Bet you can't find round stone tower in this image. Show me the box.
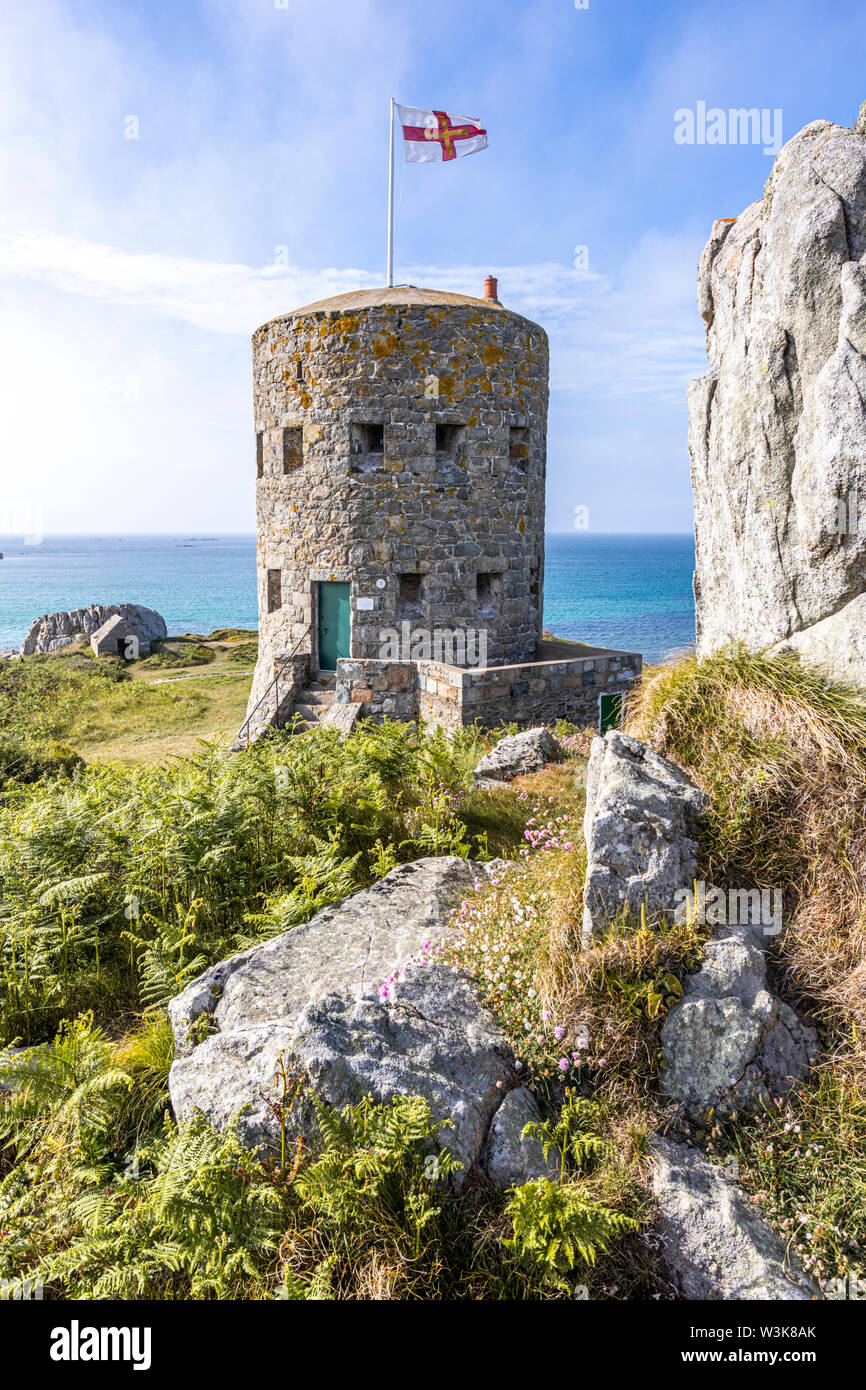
[247,284,549,715]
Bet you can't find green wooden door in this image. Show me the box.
[599,692,623,734]
[318,582,350,670]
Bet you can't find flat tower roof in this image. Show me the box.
[285,285,510,317]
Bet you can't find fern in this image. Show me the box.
[521,1092,613,1182]
[236,835,362,948]
[37,873,109,907]
[123,900,208,1012]
[504,1178,640,1290]
[292,1094,461,1280]
[0,1012,132,1157]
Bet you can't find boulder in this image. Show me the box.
[294,964,514,1183]
[660,925,817,1119]
[690,112,866,684]
[473,727,562,788]
[484,1086,560,1189]
[168,857,529,1189]
[650,1137,820,1300]
[22,604,166,656]
[581,731,706,941]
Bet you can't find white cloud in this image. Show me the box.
[0,228,706,404]
[0,230,373,333]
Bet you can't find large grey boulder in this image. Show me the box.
[650,1137,820,1300]
[473,727,562,789]
[22,604,166,655]
[295,964,514,1183]
[660,925,817,1119]
[168,857,537,1189]
[690,112,866,683]
[582,732,706,941]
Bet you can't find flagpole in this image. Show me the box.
[387,97,395,287]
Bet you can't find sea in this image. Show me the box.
[0,532,696,666]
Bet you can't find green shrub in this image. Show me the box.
[139,640,215,670]
[136,647,187,670]
[503,1178,639,1291]
[0,721,528,1044]
[0,736,83,788]
[227,641,258,664]
[0,1016,588,1301]
[184,643,216,664]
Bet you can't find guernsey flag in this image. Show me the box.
[395,104,488,163]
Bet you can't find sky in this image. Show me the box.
[0,0,864,536]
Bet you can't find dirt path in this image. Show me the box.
[148,669,255,685]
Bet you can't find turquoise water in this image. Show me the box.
[0,533,696,665]
[543,533,696,663]
[0,535,258,650]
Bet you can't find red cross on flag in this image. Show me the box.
[396,103,488,163]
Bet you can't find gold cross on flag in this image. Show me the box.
[395,103,488,163]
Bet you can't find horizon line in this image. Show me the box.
[0,529,697,540]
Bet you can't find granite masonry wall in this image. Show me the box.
[234,653,309,748]
[451,652,640,730]
[334,648,642,732]
[245,286,549,723]
[333,658,419,722]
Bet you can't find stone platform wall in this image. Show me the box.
[333,659,419,722]
[335,648,642,731]
[451,651,640,730]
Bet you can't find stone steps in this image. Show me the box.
[287,676,338,732]
[300,689,336,708]
[293,704,326,722]
[233,661,313,750]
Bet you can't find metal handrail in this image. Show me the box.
[236,625,311,749]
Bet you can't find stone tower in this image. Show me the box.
[246,284,549,717]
